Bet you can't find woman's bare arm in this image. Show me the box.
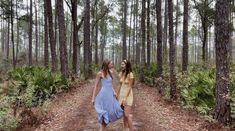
[125,77,134,100]
[92,72,102,104]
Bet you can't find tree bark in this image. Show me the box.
[84,0,91,79]
[163,0,168,64]
[44,0,49,67]
[35,0,38,63]
[57,0,68,78]
[182,0,189,72]
[168,0,177,99]
[11,0,16,68]
[46,0,58,71]
[140,0,146,82]
[214,0,231,124]
[122,0,128,60]
[156,0,163,78]
[72,0,78,75]
[147,0,151,65]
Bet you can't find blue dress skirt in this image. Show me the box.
[94,75,123,124]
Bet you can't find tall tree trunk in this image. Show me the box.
[84,0,91,79]
[147,0,151,65]
[122,0,128,60]
[214,0,231,124]
[29,0,33,65]
[175,0,179,64]
[72,0,78,75]
[16,0,19,62]
[128,0,133,61]
[168,0,177,99]
[11,0,16,68]
[69,17,73,61]
[95,16,98,64]
[7,18,10,59]
[55,0,58,56]
[132,0,136,63]
[182,0,189,72]
[163,0,168,64]
[57,0,68,78]
[46,0,57,71]
[202,22,208,62]
[35,0,38,63]
[135,0,140,65]
[156,0,163,78]
[228,1,233,63]
[100,35,104,63]
[140,0,146,82]
[1,19,4,54]
[38,16,41,59]
[44,0,49,67]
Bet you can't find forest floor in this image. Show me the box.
[17,71,231,131]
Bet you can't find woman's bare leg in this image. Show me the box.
[123,116,128,130]
[100,121,107,131]
[124,106,134,131]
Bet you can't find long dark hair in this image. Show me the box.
[101,59,113,79]
[121,60,132,79]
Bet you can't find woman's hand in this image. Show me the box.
[122,99,127,106]
[92,99,95,105]
[114,91,117,97]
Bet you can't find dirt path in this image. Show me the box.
[28,72,229,131]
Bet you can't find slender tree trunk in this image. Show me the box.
[7,18,10,59]
[214,0,231,124]
[34,0,38,63]
[69,18,73,61]
[95,15,98,64]
[11,0,16,68]
[44,0,49,67]
[55,0,58,56]
[128,0,133,61]
[1,19,4,54]
[168,0,177,99]
[84,0,91,79]
[140,0,146,82]
[156,0,163,78]
[16,0,19,62]
[202,22,208,62]
[182,0,189,72]
[38,16,41,59]
[147,0,151,65]
[135,0,140,65]
[29,0,33,65]
[163,0,168,64]
[46,0,57,71]
[72,0,78,75]
[132,0,136,63]
[228,1,233,63]
[57,0,68,78]
[122,0,128,60]
[175,0,179,64]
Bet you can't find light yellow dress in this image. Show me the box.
[118,72,134,106]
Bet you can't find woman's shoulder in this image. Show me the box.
[118,72,122,77]
[97,71,103,77]
[128,72,134,79]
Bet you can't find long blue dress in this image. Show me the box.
[95,75,123,124]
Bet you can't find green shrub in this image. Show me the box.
[180,69,215,114]
[7,66,68,107]
[0,96,18,131]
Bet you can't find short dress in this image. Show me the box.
[94,75,123,124]
[118,72,134,106]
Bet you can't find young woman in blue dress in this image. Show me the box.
[92,59,123,131]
